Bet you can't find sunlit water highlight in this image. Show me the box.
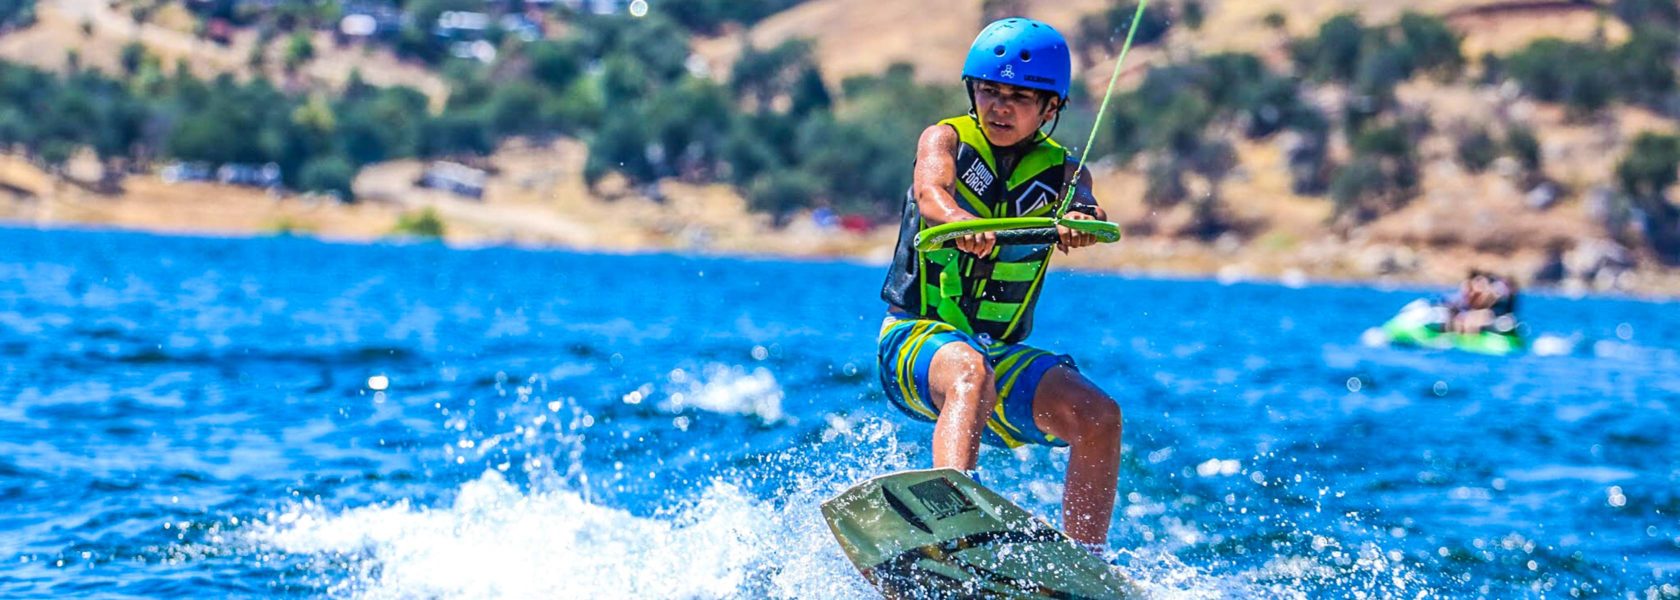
[1,228,1677,598]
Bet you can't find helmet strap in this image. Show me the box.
[1039,108,1062,143]
[964,79,978,118]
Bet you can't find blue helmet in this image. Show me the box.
[962,18,1072,101]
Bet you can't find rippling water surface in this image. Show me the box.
[1,227,1677,598]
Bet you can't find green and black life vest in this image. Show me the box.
[880,115,1070,344]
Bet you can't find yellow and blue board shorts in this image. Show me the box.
[876,310,1077,449]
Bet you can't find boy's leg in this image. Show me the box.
[1031,365,1124,548]
[925,341,999,471]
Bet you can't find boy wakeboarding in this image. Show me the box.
[876,17,1124,552]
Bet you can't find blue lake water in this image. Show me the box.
[1,227,1677,598]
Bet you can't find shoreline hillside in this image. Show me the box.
[2,0,1679,298]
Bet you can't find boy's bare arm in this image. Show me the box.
[914,124,994,256]
[912,125,970,225]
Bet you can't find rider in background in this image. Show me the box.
[1440,270,1519,334]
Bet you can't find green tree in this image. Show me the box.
[1615,27,1678,102]
[485,80,546,136]
[394,207,446,238]
[1613,0,1680,30]
[336,84,429,164]
[1615,133,1680,259]
[283,31,315,72]
[527,40,584,91]
[747,169,824,225]
[1616,133,1679,200]
[1329,157,1389,223]
[1074,2,1172,66]
[0,0,35,29]
[1456,127,1498,173]
[659,0,804,34]
[168,102,270,163]
[1295,13,1366,82]
[298,155,355,200]
[1143,158,1188,207]
[730,39,816,111]
[788,66,831,117]
[1505,126,1542,175]
[1506,39,1617,116]
[643,77,734,179]
[585,109,654,187]
[1397,12,1463,80]
[120,41,148,76]
[1182,0,1205,30]
[422,110,494,157]
[722,116,784,186]
[538,77,605,135]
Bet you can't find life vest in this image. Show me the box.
[879,115,1069,344]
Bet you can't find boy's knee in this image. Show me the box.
[937,344,994,384]
[1072,393,1122,443]
[1088,395,1122,433]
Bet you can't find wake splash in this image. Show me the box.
[250,469,870,599]
[242,362,1437,599]
[246,435,1435,599]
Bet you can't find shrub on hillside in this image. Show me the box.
[0,0,34,30]
[1615,133,1680,260]
[298,155,355,201]
[394,207,446,239]
[748,169,825,225]
[658,0,808,35]
[1456,127,1499,173]
[1292,12,1462,87]
[1074,2,1173,66]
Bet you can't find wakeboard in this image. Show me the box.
[821,468,1140,599]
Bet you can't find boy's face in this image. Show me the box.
[972,80,1060,147]
[1465,277,1497,309]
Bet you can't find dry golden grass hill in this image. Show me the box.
[4,0,1679,296]
[0,0,449,105]
[694,0,1677,294]
[694,0,1627,88]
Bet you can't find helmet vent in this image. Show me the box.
[993,45,1007,56]
[1019,50,1032,61]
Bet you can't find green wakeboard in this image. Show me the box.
[821,468,1140,599]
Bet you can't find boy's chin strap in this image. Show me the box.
[1039,109,1062,143]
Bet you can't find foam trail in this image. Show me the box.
[251,470,872,599]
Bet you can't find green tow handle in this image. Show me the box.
[914,217,1122,339]
[913,217,1122,252]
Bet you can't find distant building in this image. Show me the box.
[160,162,213,184]
[434,10,502,62]
[434,10,490,40]
[418,161,487,200]
[560,0,624,16]
[499,13,542,42]
[217,163,283,188]
[338,2,404,40]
